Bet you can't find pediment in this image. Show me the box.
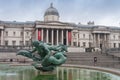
[98,26,109,29]
[38,21,69,26]
[92,26,110,34]
[45,22,66,25]
[35,21,74,29]
[93,26,110,30]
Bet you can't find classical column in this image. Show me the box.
[77,33,79,46]
[36,29,38,40]
[57,29,58,45]
[94,34,97,47]
[107,34,110,48]
[93,33,96,47]
[106,34,109,47]
[23,28,25,45]
[98,34,100,47]
[104,34,106,41]
[46,29,48,43]
[104,34,107,48]
[61,30,63,44]
[1,30,3,45]
[66,30,68,45]
[52,29,54,45]
[41,28,43,41]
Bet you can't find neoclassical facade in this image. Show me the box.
[0,3,120,50]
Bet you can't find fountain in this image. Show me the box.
[0,41,119,80]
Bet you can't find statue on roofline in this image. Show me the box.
[17,40,67,71]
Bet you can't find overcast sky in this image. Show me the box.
[0,0,120,26]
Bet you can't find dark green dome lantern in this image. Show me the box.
[44,3,59,21]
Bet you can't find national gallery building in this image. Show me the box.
[0,4,120,50]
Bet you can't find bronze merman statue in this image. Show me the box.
[17,41,67,71]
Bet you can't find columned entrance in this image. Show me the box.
[36,28,72,46]
[93,33,109,49]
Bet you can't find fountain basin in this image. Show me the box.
[0,64,119,80]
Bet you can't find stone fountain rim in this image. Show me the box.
[61,64,120,76]
[9,63,120,76]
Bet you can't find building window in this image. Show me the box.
[5,40,8,46]
[119,35,120,40]
[21,32,23,36]
[78,34,79,38]
[20,41,23,46]
[89,35,91,39]
[12,41,16,46]
[113,35,115,40]
[100,34,101,39]
[73,42,76,46]
[78,42,80,47]
[73,33,75,37]
[13,32,16,36]
[6,31,8,36]
[119,43,120,48]
[100,34,104,39]
[26,32,29,36]
[83,42,86,47]
[113,43,116,48]
[89,42,92,48]
[25,41,29,46]
[83,34,85,38]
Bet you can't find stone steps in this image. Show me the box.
[66,52,120,69]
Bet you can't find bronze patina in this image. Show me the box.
[17,41,67,71]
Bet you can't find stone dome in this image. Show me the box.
[44,3,59,17]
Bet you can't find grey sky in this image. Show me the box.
[0,0,120,26]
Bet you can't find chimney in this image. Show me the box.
[87,21,94,25]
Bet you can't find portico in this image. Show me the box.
[36,27,72,46]
[34,3,73,46]
[92,27,110,49]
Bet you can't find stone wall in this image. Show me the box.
[0,52,32,62]
[68,47,85,52]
